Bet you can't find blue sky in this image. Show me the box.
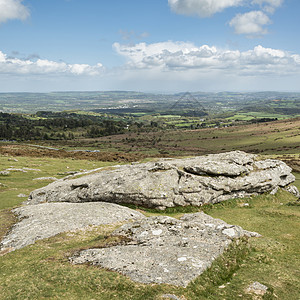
[0,0,299,92]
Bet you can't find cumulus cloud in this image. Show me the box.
[229,1,284,36]
[229,10,271,36]
[113,41,300,75]
[0,51,103,75]
[168,0,244,17]
[0,0,29,23]
[168,0,284,17]
[168,0,285,37]
[252,0,283,13]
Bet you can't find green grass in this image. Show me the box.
[0,155,119,210]
[202,191,300,300]
[226,112,300,121]
[294,172,300,190]
[0,155,300,299]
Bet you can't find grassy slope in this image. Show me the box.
[92,118,300,156]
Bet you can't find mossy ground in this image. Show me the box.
[0,155,299,299]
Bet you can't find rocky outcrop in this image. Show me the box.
[70,212,260,287]
[27,151,296,210]
[0,202,145,253]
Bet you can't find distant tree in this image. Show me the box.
[43,133,50,140]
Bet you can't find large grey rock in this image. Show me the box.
[70,212,260,287]
[27,151,295,210]
[0,202,144,253]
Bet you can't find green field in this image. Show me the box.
[226,112,300,121]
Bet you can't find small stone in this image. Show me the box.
[5,168,26,172]
[33,177,57,181]
[8,158,18,162]
[161,294,181,300]
[17,194,27,198]
[244,231,262,238]
[0,171,10,176]
[218,284,226,289]
[22,168,41,172]
[246,281,268,296]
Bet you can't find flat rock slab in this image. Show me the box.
[70,212,260,287]
[0,202,145,253]
[27,151,296,210]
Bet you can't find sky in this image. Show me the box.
[0,0,300,93]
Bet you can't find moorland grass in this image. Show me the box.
[92,118,300,156]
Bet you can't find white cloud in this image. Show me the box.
[252,0,283,13]
[168,0,285,37]
[1,41,299,92]
[229,10,271,36]
[168,0,244,17]
[253,0,283,5]
[0,51,103,75]
[0,0,29,23]
[113,41,300,76]
[108,41,300,93]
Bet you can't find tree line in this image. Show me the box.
[0,112,126,141]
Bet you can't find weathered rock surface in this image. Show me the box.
[70,212,260,287]
[0,202,144,253]
[27,151,295,210]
